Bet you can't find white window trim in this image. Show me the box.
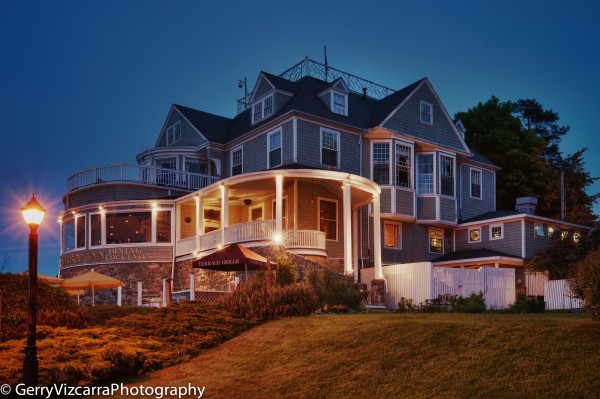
[317,197,338,241]
[75,214,86,249]
[420,101,433,125]
[331,91,348,116]
[489,223,504,240]
[428,227,444,254]
[534,223,545,239]
[320,128,340,168]
[470,167,483,200]
[468,227,482,243]
[439,153,456,198]
[155,156,178,170]
[231,146,243,176]
[252,94,274,124]
[417,152,436,195]
[395,141,414,189]
[267,128,283,169]
[61,217,76,253]
[248,203,264,221]
[384,221,402,250]
[166,121,182,146]
[371,140,392,185]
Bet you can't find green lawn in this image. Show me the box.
[94,313,600,399]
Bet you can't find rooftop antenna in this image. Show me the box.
[324,45,328,83]
[238,77,247,97]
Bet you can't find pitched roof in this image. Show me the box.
[174,104,231,144]
[460,210,521,224]
[369,78,425,126]
[465,148,498,168]
[432,248,523,263]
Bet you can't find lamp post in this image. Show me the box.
[21,194,46,387]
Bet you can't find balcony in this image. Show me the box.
[176,220,327,257]
[67,163,218,192]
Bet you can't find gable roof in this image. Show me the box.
[466,148,498,168]
[173,104,232,144]
[369,78,425,126]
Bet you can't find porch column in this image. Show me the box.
[275,175,283,241]
[353,207,359,281]
[195,195,203,251]
[220,185,228,246]
[343,181,353,275]
[373,194,383,279]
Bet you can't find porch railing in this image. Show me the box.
[66,163,218,192]
[284,230,326,250]
[224,220,276,244]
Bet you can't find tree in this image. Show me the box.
[525,229,591,279]
[569,248,600,317]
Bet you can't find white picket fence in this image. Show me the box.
[361,263,515,310]
[544,279,582,310]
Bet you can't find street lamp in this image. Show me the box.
[21,194,46,387]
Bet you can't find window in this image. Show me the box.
[76,216,86,248]
[231,147,243,176]
[332,92,347,116]
[106,212,151,244]
[396,143,412,188]
[321,129,339,168]
[420,101,432,124]
[252,95,274,124]
[573,232,581,244]
[156,157,177,185]
[166,121,181,146]
[470,168,482,199]
[185,159,207,174]
[268,130,282,168]
[319,199,337,240]
[429,228,443,253]
[62,220,75,252]
[385,221,402,249]
[156,211,171,243]
[548,226,555,237]
[490,224,503,240]
[249,205,263,221]
[534,224,545,239]
[469,227,481,243]
[372,142,390,184]
[90,214,102,246]
[417,154,434,194]
[440,155,454,196]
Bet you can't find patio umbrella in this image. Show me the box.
[192,243,269,282]
[61,269,124,305]
[22,271,64,286]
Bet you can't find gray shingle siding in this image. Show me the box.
[380,189,392,214]
[282,120,294,165]
[459,164,495,221]
[440,197,456,222]
[455,220,522,258]
[396,189,414,217]
[417,197,436,220]
[382,84,466,153]
[157,110,207,148]
[253,76,273,100]
[525,220,551,259]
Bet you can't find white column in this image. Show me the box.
[151,203,157,244]
[373,194,383,279]
[275,175,283,240]
[220,185,228,246]
[343,181,353,275]
[195,196,202,251]
[100,209,107,245]
[190,271,196,300]
[117,286,122,306]
[353,207,359,281]
[162,278,167,307]
[137,281,142,306]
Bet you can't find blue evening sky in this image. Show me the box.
[1,1,599,276]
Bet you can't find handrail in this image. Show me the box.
[66,163,218,192]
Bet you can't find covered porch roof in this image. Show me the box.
[432,248,524,268]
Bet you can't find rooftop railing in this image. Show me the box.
[66,163,218,192]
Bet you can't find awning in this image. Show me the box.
[192,243,269,272]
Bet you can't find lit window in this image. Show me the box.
[396,143,412,188]
[76,216,86,248]
[268,130,282,168]
[62,219,75,252]
[385,222,402,249]
[573,232,581,244]
[166,121,181,146]
[319,199,337,240]
[440,155,454,196]
[471,169,482,199]
[106,212,151,244]
[420,101,432,124]
[469,227,481,243]
[534,224,545,238]
[90,214,102,246]
[332,92,347,116]
[231,147,243,176]
[372,142,390,184]
[156,211,171,243]
[429,228,443,253]
[490,224,503,240]
[417,154,434,194]
[321,129,339,168]
[252,95,274,124]
[548,227,555,237]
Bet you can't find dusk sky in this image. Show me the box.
[1,1,599,276]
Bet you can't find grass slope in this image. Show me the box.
[96,313,600,399]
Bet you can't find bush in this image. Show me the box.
[221,279,318,321]
[452,292,487,313]
[275,255,298,286]
[304,267,363,310]
[508,294,546,313]
[84,304,158,325]
[397,292,487,313]
[570,248,600,317]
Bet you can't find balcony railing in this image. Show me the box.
[176,220,327,257]
[66,163,218,192]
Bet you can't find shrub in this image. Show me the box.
[275,255,298,286]
[452,292,487,313]
[570,248,600,317]
[508,294,546,313]
[84,304,158,325]
[304,267,363,310]
[396,297,417,313]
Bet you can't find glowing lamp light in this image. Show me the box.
[273,233,283,244]
[217,243,224,250]
[21,194,46,227]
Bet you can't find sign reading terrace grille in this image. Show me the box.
[195,258,259,267]
[60,247,171,267]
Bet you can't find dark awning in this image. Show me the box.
[192,243,269,272]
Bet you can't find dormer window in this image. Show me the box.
[332,92,347,116]
[252,95,274,124]
[420,101,433,124]
[167,121,181,146]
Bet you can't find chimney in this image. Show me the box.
[515,197,538,214]
[362,87,367,99]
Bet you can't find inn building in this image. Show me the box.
[58,58,590,305]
